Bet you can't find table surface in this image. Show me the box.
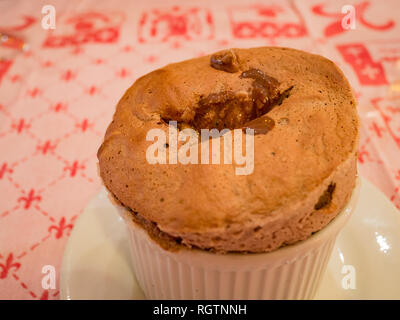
[0,0,399,299]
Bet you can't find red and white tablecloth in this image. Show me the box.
[0,0,399,299]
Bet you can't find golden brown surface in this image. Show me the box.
[97,47,359,253]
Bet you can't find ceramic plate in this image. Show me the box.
[60,177,400,300]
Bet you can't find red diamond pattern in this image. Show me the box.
[1,0,399,299]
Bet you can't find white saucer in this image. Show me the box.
[60,177,400,300]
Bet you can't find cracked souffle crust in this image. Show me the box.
[97,47,359,253]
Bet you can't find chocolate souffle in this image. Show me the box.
[97,47,359,253]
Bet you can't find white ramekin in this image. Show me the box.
[116,179,360,300]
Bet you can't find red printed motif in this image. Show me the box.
[337,43,388,85]
[0,163,13,179]
[43,12,124,48]
[18,190,42,210]
[61,70,76,82]
[228,4,307,39]
[138,6,214,43]
[11,119,31,134]
[64,161,85,177]
[358,144,371,164]
[50,102,67,113]
[0,60,13,85]
[0,254,20,279]
[312,1,395,37]
[75,119,93,132]
[48,217,73,239]
[36,141,57,155]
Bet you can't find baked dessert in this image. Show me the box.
[97,47,359,254]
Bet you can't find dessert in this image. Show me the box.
[98,47,359,254]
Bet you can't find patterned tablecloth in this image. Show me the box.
[0,0,399,299]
